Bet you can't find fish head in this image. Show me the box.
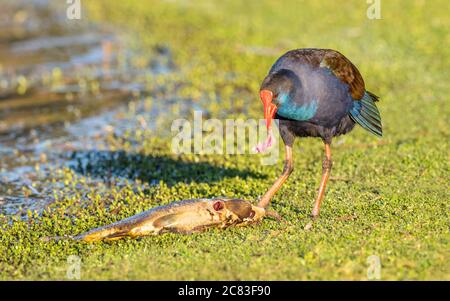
[210,198,266,226]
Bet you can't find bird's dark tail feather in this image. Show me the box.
[350,91,382,137]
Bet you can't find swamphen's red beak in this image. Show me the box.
[260,90,277,130]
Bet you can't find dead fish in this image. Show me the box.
[53,198,279,242]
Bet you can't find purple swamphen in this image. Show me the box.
[257,48,382,217]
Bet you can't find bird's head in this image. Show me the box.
[259,69,299,130]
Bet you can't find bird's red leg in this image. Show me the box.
[311,143,332,218]
[258,145,293,208]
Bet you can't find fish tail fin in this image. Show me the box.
[102,230,132,241]
[350,91,383,137]
[74,226,126,242]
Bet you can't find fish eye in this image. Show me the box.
[213,201,224,211]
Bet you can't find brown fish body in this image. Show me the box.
[75,198,267,242]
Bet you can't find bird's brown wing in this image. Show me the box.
[319,49,366,100]
[270,48,366,100]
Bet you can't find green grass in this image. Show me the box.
[1,0,449,280]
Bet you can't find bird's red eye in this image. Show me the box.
[213,201,224,211]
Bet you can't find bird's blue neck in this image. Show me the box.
[278,92,290,106]
[276,92,318,121]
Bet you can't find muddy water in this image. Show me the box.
[0,1,199,215]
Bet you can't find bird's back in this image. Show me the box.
[270,49,354,127]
